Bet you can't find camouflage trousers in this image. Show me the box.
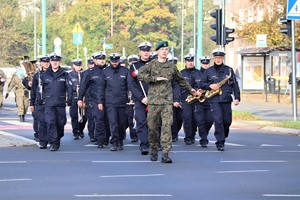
[147,104,173,154]
[0,87,3,105]
[16,94,29,115]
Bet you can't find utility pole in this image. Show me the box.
[42,0,46,55]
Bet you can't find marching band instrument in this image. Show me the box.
[77,73,86,122]
[185,89,206,104]
[205,70,232,99]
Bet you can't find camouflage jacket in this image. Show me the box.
[7,74,27,96]
[137,59,193,105]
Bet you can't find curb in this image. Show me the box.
[0,131,38,148]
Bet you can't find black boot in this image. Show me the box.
[19,115,24,122]
[150,149,158,161]
[22,115,25,122]
[161,153,172,163]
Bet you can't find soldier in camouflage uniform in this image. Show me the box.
[0,68,6,108]
[137,41,196,163]
[6,67,29,122]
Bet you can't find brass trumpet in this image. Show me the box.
[205,70,231,99]
[185,89,206,104]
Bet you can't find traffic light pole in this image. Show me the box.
[291,20,298,121]
[221,0,225,48]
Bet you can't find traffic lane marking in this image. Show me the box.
[215,170,269,173]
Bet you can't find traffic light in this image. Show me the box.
[279,17,292,37]
[210,9,222,45]
[223,26,235,45]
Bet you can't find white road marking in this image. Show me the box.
[263,194,300,197]
[209,140,246,147]
[277,150,300,153]
[100,174,164,178]
[215,170,269,174]
[92,161,154,163]
[220,160,287,163]
[260,144,283,147]
[0,178,32,182]
[2,120,32,126]
[172,150,219,153]
[74,194,172,198]
[0,161,26,164]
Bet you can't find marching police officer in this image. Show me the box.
[98,53,130,151]
[29,55,50,148]
[137,41,196,163]
[0,68,6,108]
[129,42,152,155]
[87,57,95,68]
[78,51,108,147]
[180,54,199,145]
[190,56,213,148]
[39,52,72,151]
[200,49,240,151]
[68,59,87,140]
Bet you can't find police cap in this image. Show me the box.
[150,52,158,60]
[87,57,94,65]
[93,51,106,59]
[49,52,62,61]
[155,41,168,51]
[184,54,195,61]
[109,53,121,62]
[138,42,152,51]
[212,48,225,57]
[200,56,211,64]
[128,55,139,63]
[37,54,50,62]
[72,58,82,66]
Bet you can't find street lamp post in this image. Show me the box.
[111,0,113,37]
[33,0,37,59]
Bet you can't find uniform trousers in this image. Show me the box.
[106,105,127,144]
[134,101,149,148]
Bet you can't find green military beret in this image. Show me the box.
[155,41,168,51]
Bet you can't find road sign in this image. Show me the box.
[73,33,83,45]
[287,0,300,19]
[72,22,83,33]
[105,44,113,49]
[256,34,267,47]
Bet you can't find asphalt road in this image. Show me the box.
[0,96,300,200]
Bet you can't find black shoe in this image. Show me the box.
[131,136,138,142]
[73,134,79,140]
[217,145,224,151]
[200,140,208,148]
[158,143,162,151]
[185,138,192,145]
[98,143,104,148]
[200,143,208,148]
[172,137,178,142]
[117,141,123,151]
[79,132,84,138]
[39,144,47,149]
[191,138,195,144]
[50,144,59,151]
[161,153,172,163]
[19,115,24,122]
[90,138,95,143]
[141,146,149,155]
[110,143,118,151]
[150,153,158,161]
[104,140,109,146]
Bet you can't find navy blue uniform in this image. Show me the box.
[200,63,240,148]
[40,67,71,148]
[78,65,108,145]
[180,68,198,143]
[98,64,130,147]
[129,59,150,150]
[68,70,87,138]
[190,68,213,146]
[80,69,95,141]
[126,91,137,141]
[171,82,182,142]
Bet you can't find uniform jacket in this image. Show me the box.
[78,65,106,102]
[0,69,6,88]
[137,59,193,105]
[40,67,71,107]
[98,64,130,107]
[180,67,199,100]
[7,74,28,97]
[200,63,240,103]
[29,70,47,106]
[190,67,210,105]
[129,59,149,101]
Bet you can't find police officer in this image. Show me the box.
[128,55,139,65]
[87,57,95,68]
[129,42,152,155]
[180,54,199,145]
[200,49,240,151]
[78,51,108,147]
[190,56,213,148]
[29,55,50,148]
[0,68,6,108]
[137,41,196,163]
[68,59,87,140]
[40,52,72,151]
[98,53,130,151]
[6,66,29,122]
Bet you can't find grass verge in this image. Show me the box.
[232,110,258,121]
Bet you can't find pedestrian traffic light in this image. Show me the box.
[279,17,292,37]
[210,9,222,45]
[223,26,235,45]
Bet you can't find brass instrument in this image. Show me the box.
[205,70,232,99]
[185,89,206,104]
[20,59,38,82]
[77,73,86,123]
